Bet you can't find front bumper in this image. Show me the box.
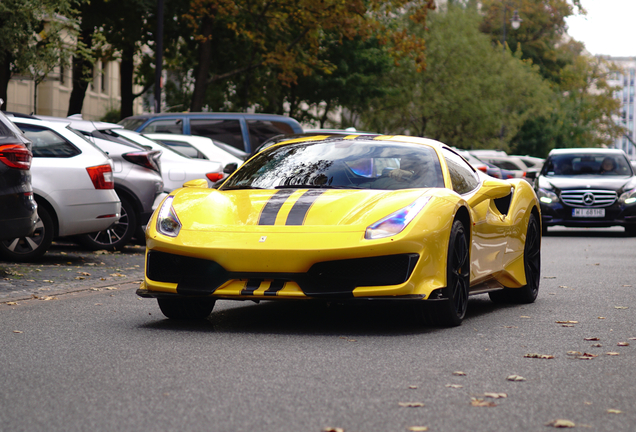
[540,201,636,229]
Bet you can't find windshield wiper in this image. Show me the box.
[275,184,365,189]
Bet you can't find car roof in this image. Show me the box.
[34,115,123,132]
[11,116,72,129]
[121,112,300,121]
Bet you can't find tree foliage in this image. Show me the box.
[357,5,551,150]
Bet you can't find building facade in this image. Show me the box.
[608,57,636,160]
[6,59,143,121]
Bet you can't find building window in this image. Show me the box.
[101,61,107,92]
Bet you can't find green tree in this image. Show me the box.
[358,5,552,150]
[0,0,80,111]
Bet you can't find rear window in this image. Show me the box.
[19,125,81,158]
[140,119,184,134]
[190,119,243,150]
[247,120,296,150]
[119,117,149,131]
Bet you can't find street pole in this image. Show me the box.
[154,0,164,113]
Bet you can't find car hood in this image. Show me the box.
[169,188,440,231]
[540,176,633,192]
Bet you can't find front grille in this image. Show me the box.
[560,190,617,208]
[147,251,419,298]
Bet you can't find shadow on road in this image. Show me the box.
[138,294,521,336]
[544,227,632,238]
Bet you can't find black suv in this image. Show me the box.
[0,108,37,240]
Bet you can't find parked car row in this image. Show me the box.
[0,112,235,261]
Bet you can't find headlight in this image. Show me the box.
[156,196,181,237]
[365,196,431,240]
[619,188,636,205]
[537,188,559,204]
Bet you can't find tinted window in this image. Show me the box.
[19,125,81,158]
[442,148,480,194]
[119,118,148,131]
[140,119,184,134]
[247,120,296,149]
[222,139,444,191]
[190,119,243,150]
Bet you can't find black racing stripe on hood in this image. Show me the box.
[258,189,295,225]
[286,190,325,226]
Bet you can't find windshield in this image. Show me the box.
[543,153,634,177]
[118,118,147,131]
[221,139,444,190]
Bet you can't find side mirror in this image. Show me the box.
[223,162,238,174]
[183,178,208,188]
[468,179,512,207]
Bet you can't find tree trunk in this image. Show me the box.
[0,51,12,111]
[67,30,93,116]
[190,17,214,112]
[120,47,135,119]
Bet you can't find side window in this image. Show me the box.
[442,148,480,194]
[247,120,295,149]
[141,119,183,134]
[159,140,207,159]
[20,126,81,158]
[190,119,244,151]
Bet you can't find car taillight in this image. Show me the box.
[86,164,115,189]
[0,144,32,170]
[477,166,488,173]
[206,172,224,182]
[122,150,161,172]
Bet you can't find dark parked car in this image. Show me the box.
[118,112,303,154]
[0,108,37,240]
[535,148,636,235]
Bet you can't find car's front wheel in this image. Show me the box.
[76,197,136,251]
[421,219,470,327]
[0,205,54,262]
[157,297,216,320]
[489,213,541,304]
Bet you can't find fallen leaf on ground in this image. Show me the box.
[445,384,463,389]
[546,419,576,428]
[558,285,568,288]
[524,353,554,359]
[617,342,630,346]
[453,371,467,376]
[544,276,557,279]
[322,428,344,432]
[556,320,578,324]
[607,409,622,414]
[105,287,118,290]
[614,306,628,309]
[13,330,23,333]
[42,280,53,283]
[94,250,111,255]
[6,302,18,306]
[483,392,507,399]
[606,352,620,356]
[506,375,526,381]
[39,296,56,301]
[622,285,632,287]
[578,353,597,360]
[90,288,100,291]
[629,337,636,340]
[561,324,575,327]
[408,385,418,389]
[110,273,126,277]
[567,351,583,356]
[407,427,428,432]
[470,398,496,407]
[398,402,424,407]
[584,337,600,341]
[75,276,85,280]
[598,317,606,319]
[520,316,531,318]
[590,343,602,347]
[77,271,91,276]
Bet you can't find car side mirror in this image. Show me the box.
[183,179,208,188]
[467,179,512,207]
[223,162,238,174]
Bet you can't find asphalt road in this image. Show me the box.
[1,228,635,432]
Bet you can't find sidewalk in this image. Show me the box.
[0,241,145,302]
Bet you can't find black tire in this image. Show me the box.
[76,197,137,251]
[489,213,541,304]
[625,225,636,237]
[0,205,54,262]
[157,297,216,320]
[423,220,470,327]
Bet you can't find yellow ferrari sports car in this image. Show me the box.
[138,135,541,326]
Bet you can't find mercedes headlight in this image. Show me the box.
[537,188,559,205]
[156,196,181,237]
[365,196,431,240]
[619,188,636,205]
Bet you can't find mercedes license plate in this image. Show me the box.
[573,208,605,217]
